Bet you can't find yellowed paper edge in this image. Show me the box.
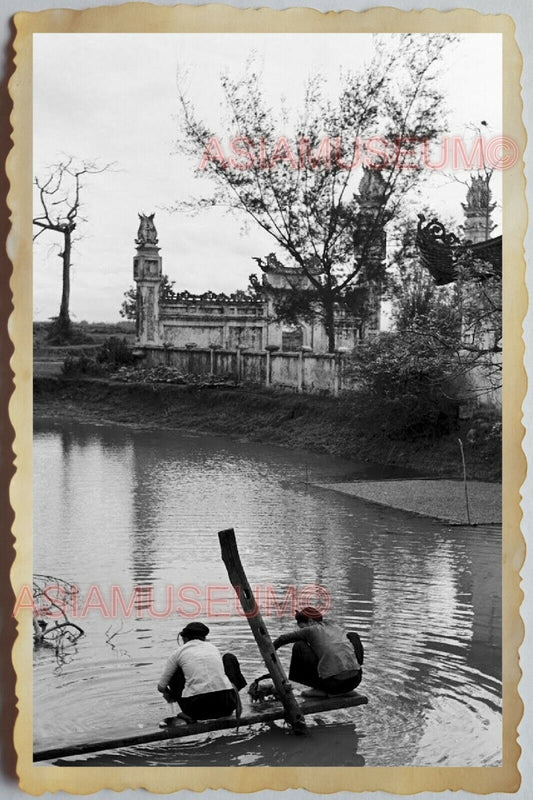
[7,3,527,794]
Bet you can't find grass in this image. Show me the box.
[33,375,502,482]
[34,321,136,362]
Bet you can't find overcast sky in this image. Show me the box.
[33,33,502,322]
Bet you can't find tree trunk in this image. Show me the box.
[57,228,72,338]
[323,296,336,354]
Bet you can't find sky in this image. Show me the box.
[33,33,502,322]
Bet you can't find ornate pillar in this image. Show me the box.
[461,174,496,244]
[133,213,162,346]
[354,166,388,337]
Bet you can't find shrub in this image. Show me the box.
[62,354,103,376]
[96,337,136,368]
[346,333,460,440]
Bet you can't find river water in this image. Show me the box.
[33,418,501,767]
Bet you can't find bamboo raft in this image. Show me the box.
[33,693,368,762]
[33,528,368,763]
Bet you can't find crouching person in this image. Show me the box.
[273,607,363,698]
[157,622,246,725]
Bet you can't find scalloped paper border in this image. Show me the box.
[7,3,527,794]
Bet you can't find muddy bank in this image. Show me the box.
[33,376,501,481]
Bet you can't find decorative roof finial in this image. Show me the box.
[136,213,158,246]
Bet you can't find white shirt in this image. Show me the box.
[158,639,233,697]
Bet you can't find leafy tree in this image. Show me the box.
[346,331,460,439]
[392,214,501,392]
[246,273,264,301]
[430,253,501,391]
[33,158,112,342]
[458,256,501,361]
[386,213,460,336]
[175,34,455,351]
[120,285,138,321]
[351,210,502,433]
[253,251,372,337]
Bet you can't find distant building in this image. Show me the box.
[417,174,501,284]
[416,174,502,407]
[461,174,497,245]
[133,170,386,353]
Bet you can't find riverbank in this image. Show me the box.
[34,375,501,481]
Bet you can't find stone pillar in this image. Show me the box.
[461,174,496,244]
[236,346,242,382]
[133,213,162,346]
[265,350,271,387]
[335,349,347,396]
[354,166,388,338]
[265,345,278,388]
[333,354,341,398]
[297,351,304,393]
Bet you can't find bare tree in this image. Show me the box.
[174,34,456,351]
[33,158,112,341]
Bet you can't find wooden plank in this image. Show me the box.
[218,527,307,734]
[33,693,368,763]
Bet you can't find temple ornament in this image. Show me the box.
[416,213,502,286]
[136,213,159,246]
[415,214,462,285]
[464,174,494,211]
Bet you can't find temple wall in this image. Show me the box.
[162,323,225,348]
[140,342,498,404]
[139,346,354,395]
[156,305,364,353]
[240,351,267,384]
[303,354,338,392]
[160,303,267,350]
[213,350,238,376]
[270,352,299,388]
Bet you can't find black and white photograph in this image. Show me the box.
[22,19,513,781]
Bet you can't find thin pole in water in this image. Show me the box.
[458,438,472,525]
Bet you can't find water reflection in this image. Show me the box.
[33,419,501,767]
[58,721,365,767]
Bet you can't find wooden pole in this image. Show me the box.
[33,694,367,762]
[458,438,472,525]
[218,527,307,735]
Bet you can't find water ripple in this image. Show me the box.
[34,420,501,767]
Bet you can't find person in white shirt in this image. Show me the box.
[157,621,246,725]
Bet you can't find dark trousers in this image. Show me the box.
[167,652,246,721]
[288,641,362,695]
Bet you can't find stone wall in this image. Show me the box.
[157,298,362,353]
[139,346,350,395]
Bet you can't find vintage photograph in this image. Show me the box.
[28,28,505,771]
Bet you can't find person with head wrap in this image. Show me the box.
[273,607,363,698]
